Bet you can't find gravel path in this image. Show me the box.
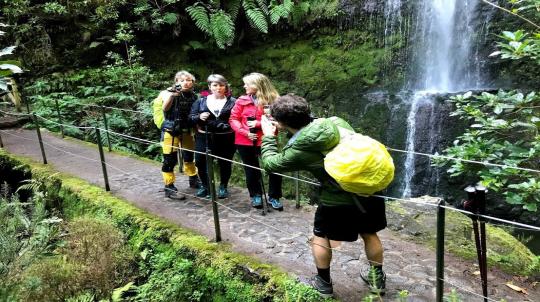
[1,128,537,302]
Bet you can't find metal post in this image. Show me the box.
[54,99,64,138]
[206,147,222,242]
[0,131,4,148]
[295,171,300,209]
[435,199,446,302]
[25,101,30,114]
[95,127,111,191]
[100,106,112,151]
[33,114,47,164]
[476,185,488,302]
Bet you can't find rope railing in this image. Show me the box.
[3,104,540,175]
[1,127,537,302]
[2,108,540,232]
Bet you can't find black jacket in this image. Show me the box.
[189,96,236,134]
[164,91,198,129]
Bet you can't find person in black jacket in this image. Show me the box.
[189,74,236,199]
[159,70,199,198]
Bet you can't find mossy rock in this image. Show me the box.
[387,200,539,277]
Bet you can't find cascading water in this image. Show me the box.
[391,0,492,197]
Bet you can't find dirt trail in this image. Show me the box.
[1,128,538,302]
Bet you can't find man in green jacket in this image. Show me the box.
[260,94,387,297]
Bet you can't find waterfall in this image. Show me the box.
[395,0,492,197]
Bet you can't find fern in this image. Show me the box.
[210,11,235,48]
[186,5,210,34]
[269,0,293,24]
[245,8,268,33]
[225,0,242,20]
[255,0,269,15]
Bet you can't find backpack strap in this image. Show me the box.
[326,178,366,213]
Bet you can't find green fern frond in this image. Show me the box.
[210,11,235,48]
[225,0,242,20]
[269,0,293,24]
[186,5,211,34]
[255,0,269,15]
[242,0,257,10]
[245,8,268,33]
[291,2,310,25]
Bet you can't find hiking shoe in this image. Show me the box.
[360,266,386,296]
[251,195,263,208]
[189,175,199,188]
[165,184,185,200]
[299,275,333,298]
[196,186,210,199]
[268,197,283,211]
[218,185,229,199]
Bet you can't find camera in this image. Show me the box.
[174,84,182,92]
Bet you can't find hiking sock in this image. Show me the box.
[317,267,331,283]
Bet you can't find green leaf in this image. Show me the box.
[162,12,178,25]
[112,281,134,302]
[186,5,210,34]
[245,8,268,33]
[523,203,537,212]
[89,42,103,48]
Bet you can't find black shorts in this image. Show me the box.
[313,195,387,242]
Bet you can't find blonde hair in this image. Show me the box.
[242,72,279,107]
[174,70,196,82]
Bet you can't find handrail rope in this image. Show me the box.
[438,277,502,302]
[440,205,540,232]
[102,128,323,186]
[0,109,31,117]
[387,147,540,174]
[11,100,540,175]
[0,128,375,260]
[3,125,540,233]
[84,103,149,114]
[35,114,95,130]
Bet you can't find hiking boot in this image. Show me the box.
[165,184,185,200]
[196,186,210,199]
[299,275,333,298]
[251,195,263,208]
[218,185,229,199]
[189,175,199,188]
[360,266,386,296]
[267,197,283,211]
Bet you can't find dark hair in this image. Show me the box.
[270,94,311,129]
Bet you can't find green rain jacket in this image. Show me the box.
[261,118,355,207]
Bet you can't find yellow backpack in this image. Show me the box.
[152,91,169,129]
[323,117,395,196]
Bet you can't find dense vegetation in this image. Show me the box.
[0,151,332,301]
[438,0,540,215]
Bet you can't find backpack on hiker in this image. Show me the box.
[323,117,395,196]
[152,91,168,129]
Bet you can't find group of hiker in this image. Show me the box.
[154,70,390,297]
[154,71,283,211]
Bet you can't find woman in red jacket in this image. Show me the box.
[229,73,283,210]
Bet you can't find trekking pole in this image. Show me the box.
[205,125,222,241]
[95,127,111,191]
[54,99,64,138]
[295,171,300,209]
[435,198,446,302]
[100,105,112,151]
[249,116,269,215]
[177,127,184,174]
[476,185,489,302]
[33,113,48,164]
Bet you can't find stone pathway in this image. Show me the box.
[1,128,538,302]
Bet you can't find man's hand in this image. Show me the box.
[261,115,277,137]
